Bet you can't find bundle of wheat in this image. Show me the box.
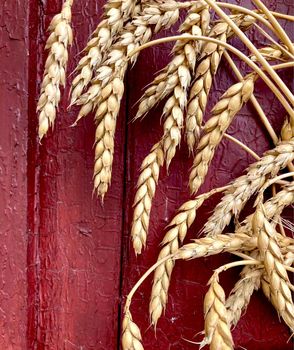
[38,0,294,348]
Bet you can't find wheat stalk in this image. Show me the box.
[131,142,164,254]
[70,0,138,104]
[253,204,294,331]
[204,140,294,236]
[201,272,234,350]
[122,309,144,350]
[189,77,255,194]
[37,0,74,140]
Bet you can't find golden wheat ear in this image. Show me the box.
[70,0,138,105]
[189,77,255,195]
[37,0,74,140]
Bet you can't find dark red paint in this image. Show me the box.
[0,0,292,349]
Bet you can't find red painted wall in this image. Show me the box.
[0,0,292,349]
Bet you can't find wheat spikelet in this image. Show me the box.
[251,43,293,62]
[135,1,210,120]
[204,140,294,236]
[70,0,138,104]
[253,205,294,331]
[122,310,144,350]
[189,77,254,194]
[37,0,74,140]
[281,115,294,141]
[201,273,233,350]
[131,142,164,254]
[226,255,262,327]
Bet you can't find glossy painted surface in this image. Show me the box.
[0,0,292,349]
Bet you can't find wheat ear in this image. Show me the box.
[186,21,229,151]
[70,0,138,104]
[162,4,211,167]
[37,0,73,140]
[149,194,209,326]
[227,183,294,326]
[135,1,210,120]
[204,140,294,236]
[136,13,255,125]
[185,13,255,152]
[253,205,294,331]
[201,273,233,350]
[176,232,259,260]
[131,142,164,254]
[189,77,254,194]
[150,222,255,326]
[149,186,229,326]
[88,3,181,198]
[226,250,262,327]
[122,310,144,350]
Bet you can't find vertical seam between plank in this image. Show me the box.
[116,69,131,350]
[26,0,44,348]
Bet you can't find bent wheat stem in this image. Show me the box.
[129,35,294,117]
[204,141,294,236]
[201,260,260,349]
[150,185,229,326]
[203,0,294,106]
[252,0,294,55]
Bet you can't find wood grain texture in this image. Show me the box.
[0,1,29,349]
[0,0,292,349]
[33,1,126,349]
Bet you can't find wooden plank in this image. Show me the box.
[120,0,294,349]
[0,1,29,349]
[30,1,126,348]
